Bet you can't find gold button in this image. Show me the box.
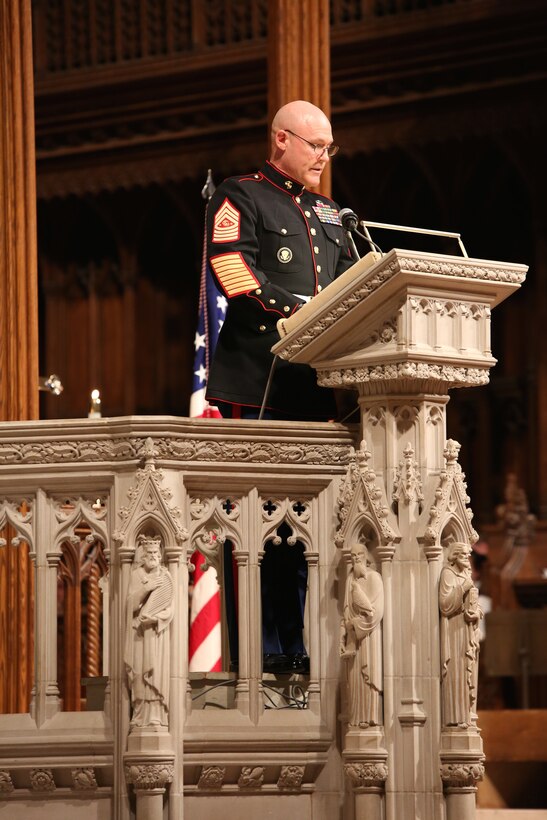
[255,288,262,295]
[259,325,266,331]
[317,265,321,273]
[281,228,287,235]
[310,228,316,235]
[295,197,301,203]
[317,285,322,292]
[335,238,340,244]
[314,246,319,254]
[305,210,311,217]
[254,174,259,178]
[283,306,290,313]
[269,298,276,304]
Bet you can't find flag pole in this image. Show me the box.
[201,168,215,202]
[189,170,224,675]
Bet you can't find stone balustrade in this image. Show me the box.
[0,415,356,819]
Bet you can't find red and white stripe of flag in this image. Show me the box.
[188,550,222,672]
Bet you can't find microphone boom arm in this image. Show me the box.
[360,220,468,258]
[345,230,361,263]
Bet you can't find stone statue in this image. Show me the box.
[439,542,482,728]
[124,535,174,728]
[340,542,384,727]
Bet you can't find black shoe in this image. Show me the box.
[263,653,289,673]
[290,653,310,674]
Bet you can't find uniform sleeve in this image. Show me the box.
[207,179,302,320]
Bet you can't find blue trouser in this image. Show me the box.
[217,402,308,662]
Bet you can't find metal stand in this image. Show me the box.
[258,355,279,420]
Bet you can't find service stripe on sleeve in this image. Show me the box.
[212,198,241,243]
[210,252,259,297]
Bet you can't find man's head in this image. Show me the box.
[447,542,471,570]
[270,100,335,189]
[350,542,368,576]
[139,535,162,569]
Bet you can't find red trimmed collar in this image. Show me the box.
[261,161,306,197]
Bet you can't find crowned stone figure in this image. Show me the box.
[124,535,174,728]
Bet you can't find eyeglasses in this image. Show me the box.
[285,129,339,158]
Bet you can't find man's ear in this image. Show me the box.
[274,129,288,153]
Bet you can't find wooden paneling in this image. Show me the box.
[479,709,547,762]
[0,0,39,421]
[0,526,34,713]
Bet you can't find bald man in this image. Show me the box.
[206,102,353,674]
[206,100,353,421]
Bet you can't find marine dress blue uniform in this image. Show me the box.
[206,160,353,671]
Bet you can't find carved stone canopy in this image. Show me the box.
[336,441,399,554]
[272,249,527,393]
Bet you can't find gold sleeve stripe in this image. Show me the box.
[210,252,259,297]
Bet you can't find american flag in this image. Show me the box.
[189,173,227,417]
[189,171,225,672]
[188,550,222,672]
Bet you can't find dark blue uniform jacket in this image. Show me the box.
[206,160,353,419]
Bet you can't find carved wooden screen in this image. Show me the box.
[0,523,34,713]
[57,521,107,711]
[33,0,268,74]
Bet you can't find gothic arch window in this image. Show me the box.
[57,518,108,712]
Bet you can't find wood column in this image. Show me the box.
[0,1,37,715]
[267,0,332,197]
[0,0,39,421]
[0,525,34,713]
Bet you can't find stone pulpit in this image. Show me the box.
[273,248,527,820]
[0,248,527,820]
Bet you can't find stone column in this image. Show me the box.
[0,0,39,421]
[113,539,134,820]
[124,761,174,820]
[31,489,61,725]
[344,760,389,820]
[305,545,321,712]
[267,0,332,196]
[233,547,251,715]
[441,761,486,820]
[355,395,455,819]
[164,529,186,820]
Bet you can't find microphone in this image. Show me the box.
[340,207,384,256]
[339,207,359,232]
[339,207,360,262]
